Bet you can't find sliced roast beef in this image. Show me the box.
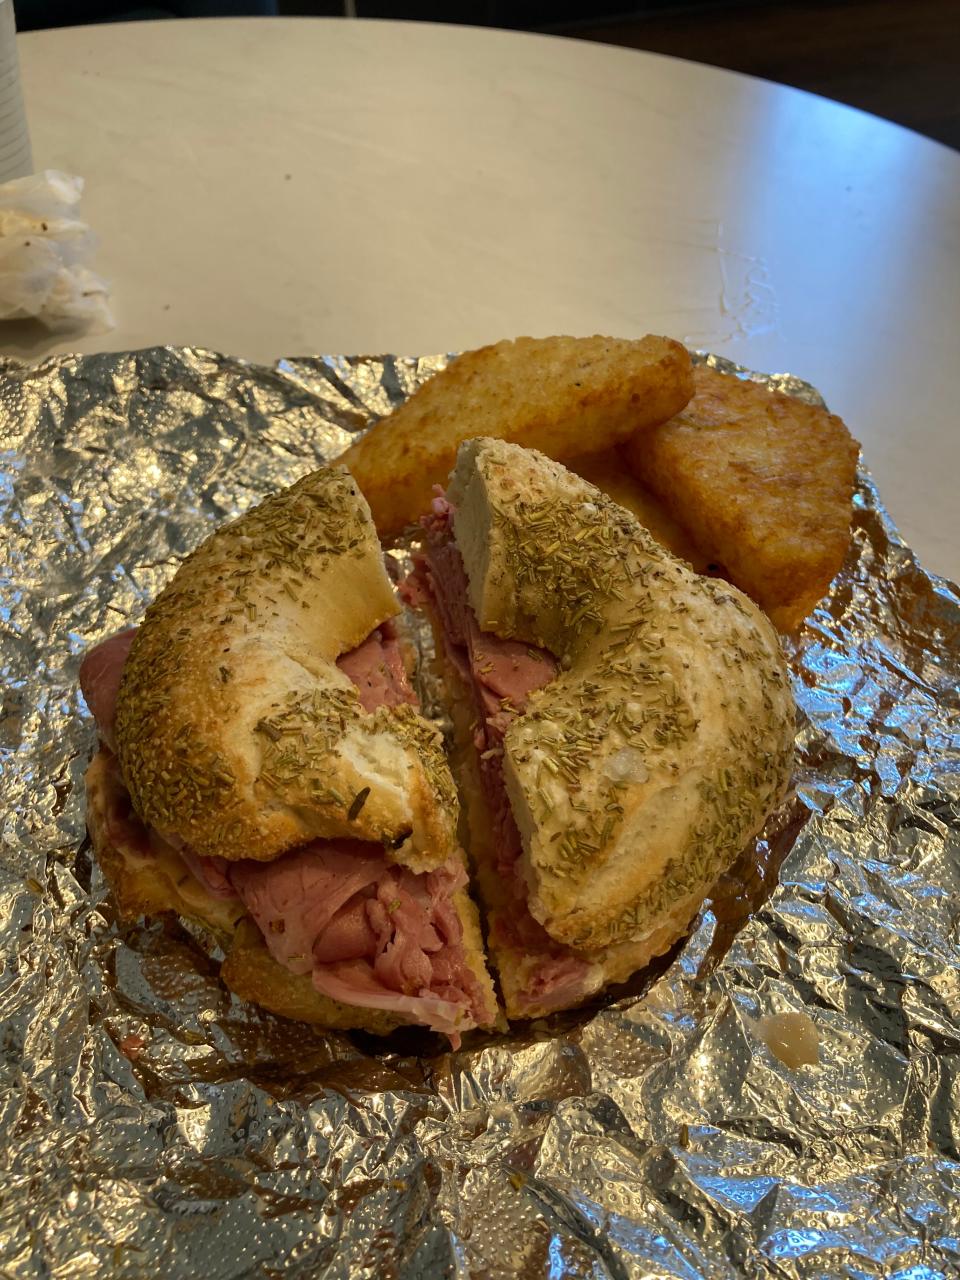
[335,619,417,712]
[78,628,137,753]
[407,493,595,1015]
[228,843,386,975]
[227,842,485,1038]
[178,847,237,899]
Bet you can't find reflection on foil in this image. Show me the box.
[1,346,959,1279]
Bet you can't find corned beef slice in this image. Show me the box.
[80,622,489,1039]
[408,494,595,1013]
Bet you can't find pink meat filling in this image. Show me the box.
[404,494,594,1014]
[229,843,486,1036]
[80,620,491,1043]
[336,622,418,714]
[78,628,137,754]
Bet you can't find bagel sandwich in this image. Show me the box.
[403,438,795,1019]
[79,466,498,1045]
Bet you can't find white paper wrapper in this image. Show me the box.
[0,169,112,331]
[0,345,958,1279]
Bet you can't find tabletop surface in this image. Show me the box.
[12,17,960,582]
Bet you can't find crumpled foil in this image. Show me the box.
[1,346,958,1280]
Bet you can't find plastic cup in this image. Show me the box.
[0,0,31,184]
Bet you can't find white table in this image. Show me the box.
[13,17,960,581]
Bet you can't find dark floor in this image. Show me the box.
[562,0,960,153]
[276,0,959,151]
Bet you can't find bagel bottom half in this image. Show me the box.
[86,751,497,1041]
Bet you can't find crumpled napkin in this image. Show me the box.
[0,169,113,332]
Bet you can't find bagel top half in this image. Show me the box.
[446,438,796,951]
[114,465,457,870]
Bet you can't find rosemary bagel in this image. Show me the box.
[409,438,795,1017]
[114,466,457,870]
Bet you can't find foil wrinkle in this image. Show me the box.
[0,345,958,1279]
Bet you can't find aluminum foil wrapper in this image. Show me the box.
[1,346,958,1280]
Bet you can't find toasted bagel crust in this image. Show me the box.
[86,751,246,939]
[447,439,795,953]
[114,466,457,869]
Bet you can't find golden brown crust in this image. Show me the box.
[338,335,694,538]
[447,439,795,954]
[114,465,458,869]
[86,751,246,939]
[623,366,859,632]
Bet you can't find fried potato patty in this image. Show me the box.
[338,335,693,538]
[622,365,859,632]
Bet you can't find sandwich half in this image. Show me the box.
[80,466,498,1045]
[403,438,795,1019]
